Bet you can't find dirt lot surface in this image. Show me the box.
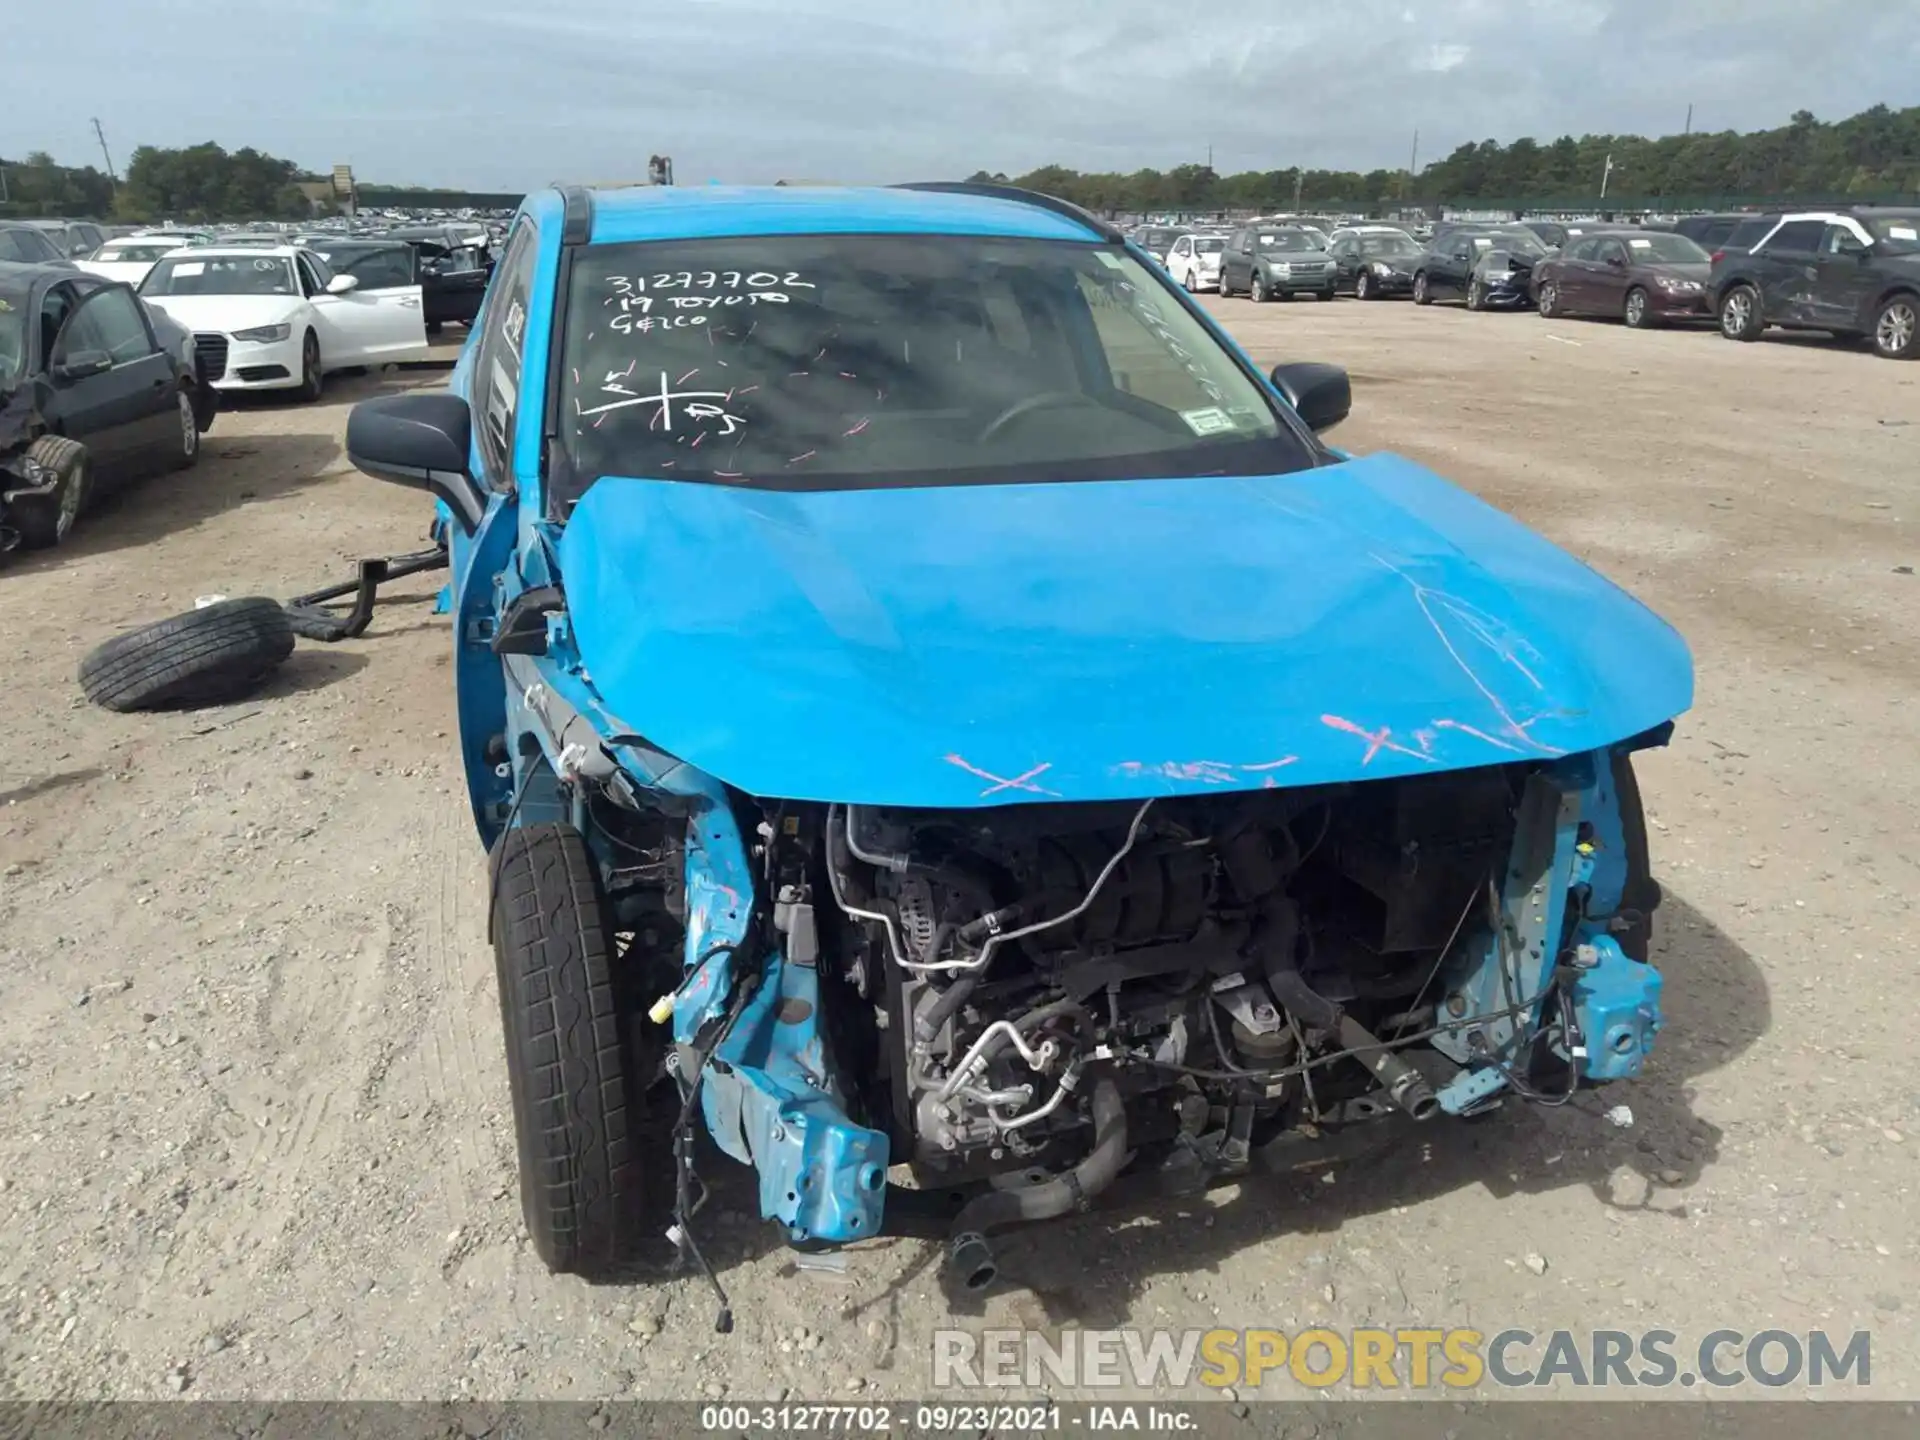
[2,306,1916,1404]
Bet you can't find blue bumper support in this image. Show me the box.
[1569,935,1663,1081]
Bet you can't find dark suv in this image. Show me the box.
[1217,225,1337,301]
[1714,209,1920,360]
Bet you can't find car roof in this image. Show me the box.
[0,259,68,299]
[577,184,1106,246]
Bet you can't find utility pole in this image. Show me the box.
[1292,169,1304,211]
[1684,103,1693,137]
[1600,153,1615,198]
[90,117,117,183]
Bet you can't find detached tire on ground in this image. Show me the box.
[491,823,672,1278]
[78,597,295,712]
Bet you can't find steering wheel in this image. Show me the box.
[976,390,1108,445]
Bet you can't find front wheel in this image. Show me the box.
[1466,278,1485,311]
[297,331,324,402]
[1412,272,1431,305]
[1872,294,1919,359]
[1354,271,1372,301]
[1249,272,1267,303]
[8,436,91,550]
[491,822,672,1278]
[171,388,201,470]
[1623,287,1654,329]
[1719,285,1764,341]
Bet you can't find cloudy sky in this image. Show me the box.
[13,0,1919,188]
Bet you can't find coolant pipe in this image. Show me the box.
[1335,1015,1440,1121]
[945,1075,1128,1293]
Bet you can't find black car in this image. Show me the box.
[1714,209,1920,360]
[302,238,490,331]
[1413,227,1550,307]
[1327,227,1423,298]
[1218,225,1337,300]
[0,261,214,552]
[1669,213,1766,251]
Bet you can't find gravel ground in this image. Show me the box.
[1,304,1915,1403]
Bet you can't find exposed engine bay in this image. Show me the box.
[572,731,1667,1294]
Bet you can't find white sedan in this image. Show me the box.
[137,245,429,402]
[1165,232,1228,292]
[76,236,191,286]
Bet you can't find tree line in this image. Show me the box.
[966,103,1920,214]
[0,142,316,222]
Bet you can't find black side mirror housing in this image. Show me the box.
[346,392,488,533]
[1270,362,1352,434]
[53,349,113,382]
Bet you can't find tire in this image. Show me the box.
[1466,278,1485,311]
[491,822,671,1278]
[1354,271,1372,300]
[297,330,323,402]
[1249,271,1267,303]
[427,320,445,336]
[7,436,91,550]
[1871,293,1919,360]
[1538,280,1561,318]
[171,388,201,470]
[78,597,294,712]
[1612,752,1660,965]
[1218,271,1231,297]
[1718,285,1764,341]
[1623,287,1654,329]
[1317,289,1335,302]
[1413,271,1431,305]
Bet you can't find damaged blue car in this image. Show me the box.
[344,182,1691,1307]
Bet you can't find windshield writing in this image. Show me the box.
[141,256,296,297]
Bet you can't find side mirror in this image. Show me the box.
[346,392,487,533]
[1270,362,1352,434]
[1606,255,1627,269]
[326,273,359,295]
[53,349,113,382]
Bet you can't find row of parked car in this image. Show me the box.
[1130,205,1920,361]
[1,217,498,554]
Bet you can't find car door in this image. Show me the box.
[1328,236,1355,287]
[1167,236,1191,285]
[1588,238,1632,313]
[44,283,179,480]
[1436,237,1475,294]
[1811,221,1877,333]
[1751,219,1827,324]
[1222,230,1249,289]
[422,243,490,325]
[301,250,429,365]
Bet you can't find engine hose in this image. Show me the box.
[914,971,978,1044]
[1249,898,1437,1121]
[946,1075,1127,1292]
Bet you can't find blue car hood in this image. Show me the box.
[556,452,1692,807]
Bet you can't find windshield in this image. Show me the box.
[1191,237,1225,255]
[556,234,1314,501]
[1356,233,1420,258]
[1468,231,1548,258]
[1254,231,1320,253]
[1137,228,1177,250]
[141,255,297,297]
[95,244,175,264]
[1867,215,1920,254]
[0,295,26,386]
[1622,233,1710,263]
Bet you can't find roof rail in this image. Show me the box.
[891,181,1122,242]
[553,185,594,246]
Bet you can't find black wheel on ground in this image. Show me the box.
[1413,272,1431,305]
[1623,287,1655,329]
[427,319,445,336]
[297,330,323,402]
[171,388,201,470]
[1538,280,1561,317]
[1217,271,1231,297]
[77,597,294,712]
[1466,278,1485,311]
[1249,271,1267,302]
[1718,285,1764,341]
[1317,288,1335,301]
[1871,293,1919,359]
[1354,271,1372,300]
[1611,752,1660,964]
[7,435,91,550]
[491,822,673,1278]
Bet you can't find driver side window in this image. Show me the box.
[56,286,154,366]
[472,219,538,488]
